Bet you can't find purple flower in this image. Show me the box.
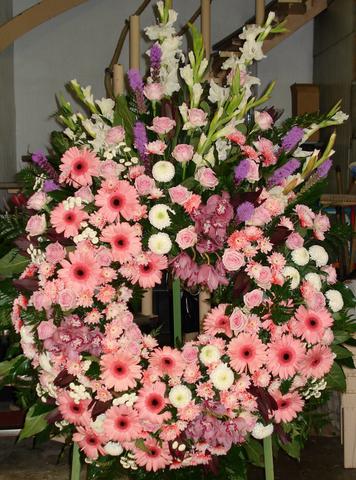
[127,69,144,91]
[31,150,59,181]
[268,158,300,186]
[134,121,150,171]
[281,126,304,151]
[236,201,254,222]
[234,159,250,182]
[316,158,333,178]
[150,43,162,81]
[43,179,60,192]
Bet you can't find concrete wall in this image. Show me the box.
[0,0,16,182]
[10,0,314,170]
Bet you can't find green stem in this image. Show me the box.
[172,278,182,347]
[263,435,274,480]
[71,443,81,480]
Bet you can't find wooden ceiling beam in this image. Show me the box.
[0,0,88,53]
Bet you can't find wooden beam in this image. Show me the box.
[0,0,88,53]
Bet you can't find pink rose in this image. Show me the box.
[246,160,260,182]
[45,242,66,264]
[37,319,56,340]
[75,186,94,203]
[182,344,198,362]
[27,191,48,211]
[255,266,272,289]
[58,289,77,310]
[145,140,167,155]
[26,214,46,237]
[31,290,51,311]
[195,167,218,189]
[143,83,164,101]
[176,226,198,249]
[188,108,207,128]
[135,174,155,195]
[243,289,264,309]
[172,144,194,163]
[222,249,245,271]
[229,308,247,333]
[286,232,304,250]
[99,160,122,179]
[149,116,176,135]
[169,185,191,205]
[105,126,125,145]
[254,111,273,130]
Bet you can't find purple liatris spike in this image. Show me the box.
[234,159,250,182]
[236,201,254,222]
[134,121,150,172]
[316,158,333,178]
[127,69,146,114]
[268,158,301,186]
[31,150,59,181]
[150,43,162,82]
[281,126,304,151]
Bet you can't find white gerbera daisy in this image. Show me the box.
[148,204,174,230]
[169,385,192,408]
[199,345,220,366]
[291,247,310,266]
[210,364,234,391]
[283,266,300,289]
[309,245,329,267]
[152,161,175,183]
[148,232,172,254]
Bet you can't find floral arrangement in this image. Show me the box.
[0,1,355,479]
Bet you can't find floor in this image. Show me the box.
[0,436,355,479]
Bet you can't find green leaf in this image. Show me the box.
[332,345,353,360]
[332,330,351,345]
[19,404,49,440]
[325,362,346,391]
[280,438,301,459]
[113,95,135,145]
[0,355,25,380]
[244,438,264,467]
[0,249,29,278]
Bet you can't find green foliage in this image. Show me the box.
[0,211,27,243]
[50,130,71,157]
[15,166,38,194]
[0,249,29,278]
[19,404,51,441]
[243,438,264,468]
[325,362,346,391]
[113,95,136,145]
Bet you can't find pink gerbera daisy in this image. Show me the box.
[291,306,333,344]
[95,179,141,223]
[101,222,141,263]
[267,335,305,379]
[227,333,267,373]
[50,203,89,238]
[134,439,172,472]
[136,382,170,423]
[58,250,101,293]
[59,147,100,187]
[129,252,168,288]
[73,426,105,460]
[103,405,141,442]
[149,346,184,378]
[300,345,334,379]
[203,304,232,337]
[100,351,142,392]
[57,391,91,426]
[272,390,304,423]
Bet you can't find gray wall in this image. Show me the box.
[0,0,16,181]
[10,0,314,171]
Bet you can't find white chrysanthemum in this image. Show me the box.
[148,232,172,254]
[291,247,310,266]
[210,364,235,391]
[199,345,221,366]
[305,272,322,291]
[148,204,174,230]
[309,245,329,267]
[325,289,344,312]
[152,161,175,183]
[252,422,274,440]
[283,266,300,289]
[169,385,192,408]
[104,442,124,456]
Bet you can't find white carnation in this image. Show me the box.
[252,422,274,440]
[199,345,220,365]
[325,289,344,312]
[148,204,174,230]
[305,272,322,291]
[169,385,192,408]
[283,266,300,289]
[210,364,235,391]
[309,245,329,267]
[291,247,310,266]
[148,232,172,254]
[104,442,124,456]
[152,161,175,183]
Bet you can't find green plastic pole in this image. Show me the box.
[71,443,81,480]
[263,435,274,480]
[172,278,182,347]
